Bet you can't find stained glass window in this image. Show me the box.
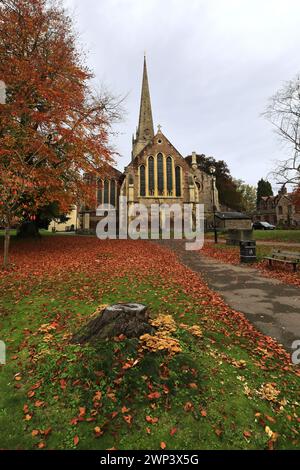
[175,166,181,197]
[148,157,154,195]
[97,178,102,205]
[167,157,173,195]
[157,153,164,195]
[110,179,116,206]
[140,165,146,196]
[104,179,109,204]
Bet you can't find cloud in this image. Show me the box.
[64,0,300,188]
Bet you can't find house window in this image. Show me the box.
[110,179,116,206]
[140,165,146,197]
[175,166,181,197]
[96,178,102,205]
[148,157,154,195]
[167,157,173,195]
[278,206,283,215]
[157,153,164,195]
[104,179,109,204]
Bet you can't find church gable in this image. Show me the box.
[125,129,191,200]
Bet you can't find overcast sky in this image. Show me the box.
[64,0,300,189]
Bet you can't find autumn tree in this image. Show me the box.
[256,178,273,208]
[0,0,121,267]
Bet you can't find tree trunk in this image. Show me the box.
[3,227,10,269]
[17,220,40,238]
[72,303,154,344]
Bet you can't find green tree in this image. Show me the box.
[256,179,273,207]
[234,179,257,213]
[185,154,244,211]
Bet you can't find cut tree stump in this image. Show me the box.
[72,303,154,344]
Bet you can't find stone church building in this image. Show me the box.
[79,57,219,233]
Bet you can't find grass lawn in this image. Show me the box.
[206,230,300,243]
[253,230,300,243]
[0,236,299,450]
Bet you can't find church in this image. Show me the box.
[79,57,219,233]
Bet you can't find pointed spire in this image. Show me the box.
[132,56,154,159]
[137,55,154,141]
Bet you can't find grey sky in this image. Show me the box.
[64,0,300,189]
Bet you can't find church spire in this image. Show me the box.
[132,55,154,159]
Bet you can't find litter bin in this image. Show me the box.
[240,240,256,263]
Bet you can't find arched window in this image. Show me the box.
[104,179,109,204]
[97,178,102,205]
[110,179,116,206]
[140,165,146,197]
[148,157,154,195]
[166,157,173,195]
[157,153,164,195]
[175,166,181,197]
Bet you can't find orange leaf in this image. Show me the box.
[188,383,198,389]
[34,400,45,408]
[60,379,67,390]
[123,415,132,424]
[160,442,167,449]
[147,391,161,400]
[146,415,159,424]
[73,435,79,446]
[94,426,103,436]
[170,427,177,436]
[184,402,194,412]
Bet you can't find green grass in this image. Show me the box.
[0,268,299,450]
[205,230,300,243]
[0,229,76,238]
[253,230,300,243]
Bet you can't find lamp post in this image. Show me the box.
[209,165,218,244]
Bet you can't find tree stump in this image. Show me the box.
[72,303,154,344]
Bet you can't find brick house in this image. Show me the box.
[255,187,300,227]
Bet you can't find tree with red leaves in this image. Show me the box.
[0,0,121,267]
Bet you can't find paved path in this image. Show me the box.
[158,240,300,352]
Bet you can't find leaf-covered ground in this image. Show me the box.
[0,236,299,450]
[201,243,300,288]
